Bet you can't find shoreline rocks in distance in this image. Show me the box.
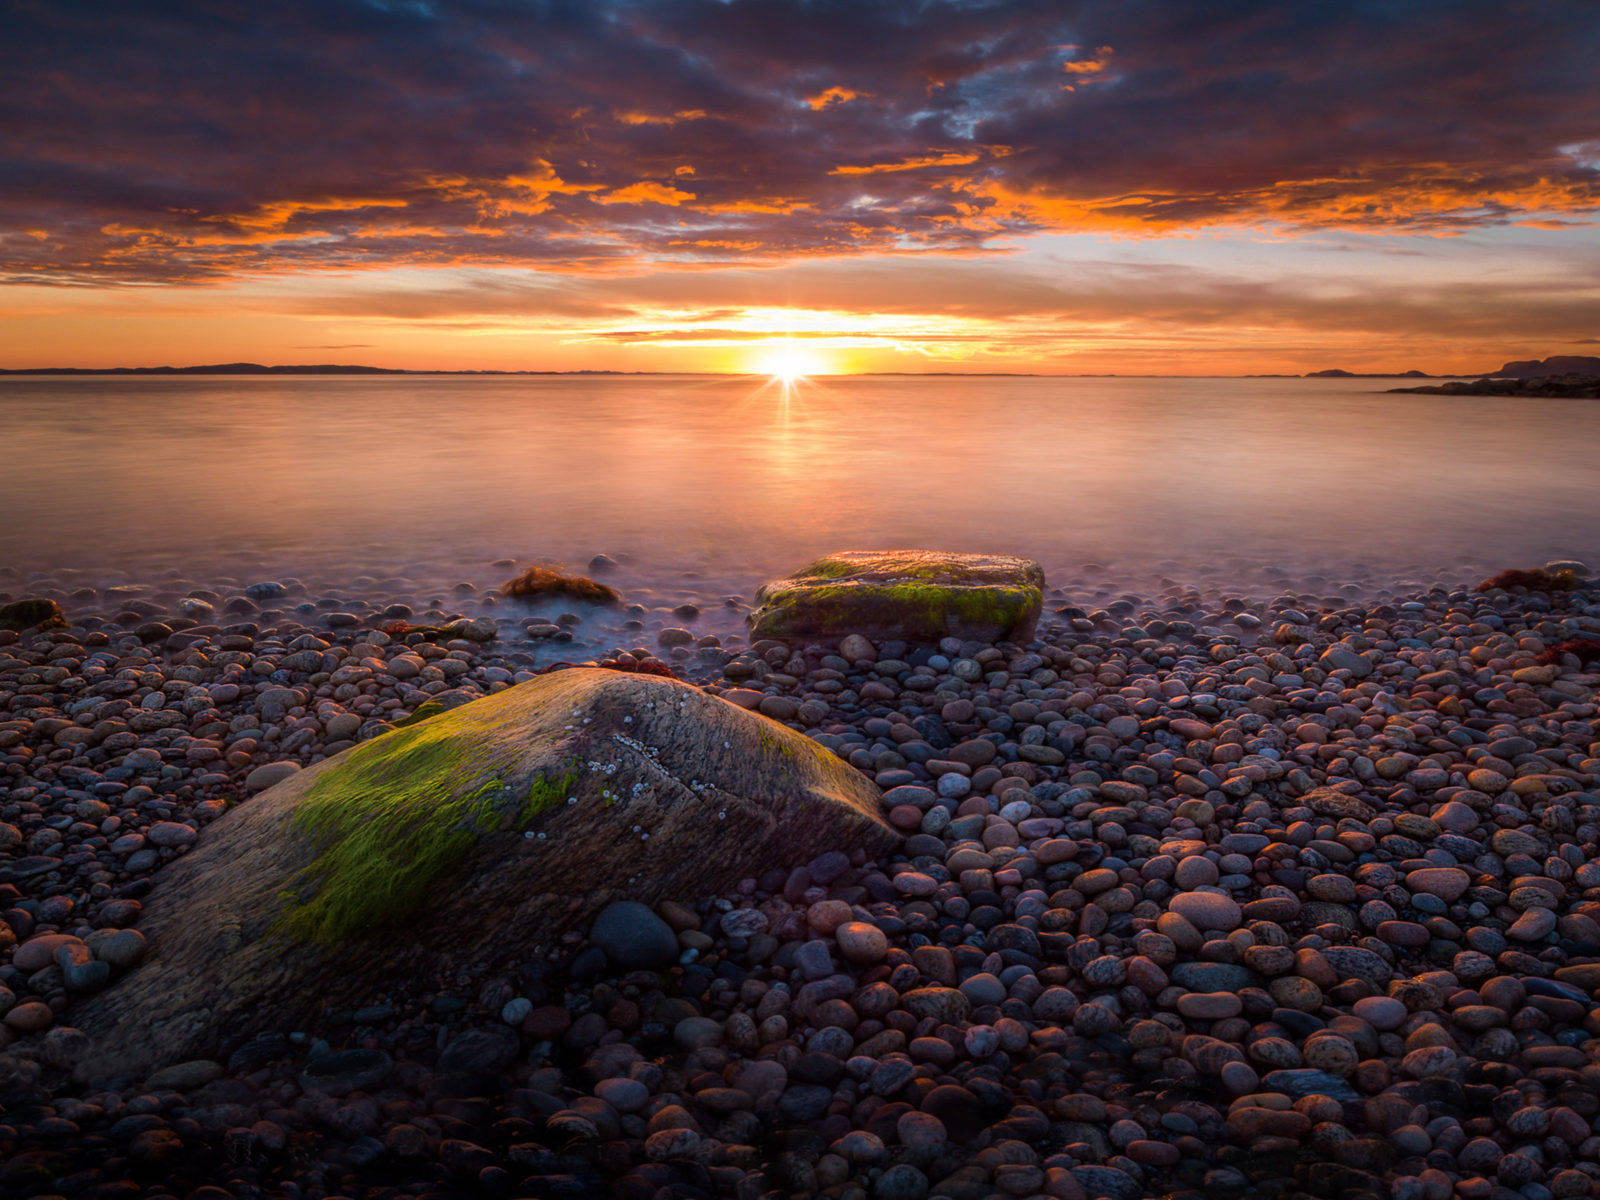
[1389,374,1600,399]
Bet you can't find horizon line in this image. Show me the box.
[0,363,1463,379]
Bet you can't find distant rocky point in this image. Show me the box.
[1389,374,1600,399]
[1484,354,1600,379]
[1341,354,1600,397]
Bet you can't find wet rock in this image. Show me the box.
[749,550,1045,644]
[0,598,66,631]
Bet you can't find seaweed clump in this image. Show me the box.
[502,565,619,606]
[275,709,575,943]
[1537,638,1600,668]
[1474,568,1580,593]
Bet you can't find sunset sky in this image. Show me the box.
[4,1,1598,374]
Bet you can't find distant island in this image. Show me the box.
[1305,368,1432,378]
[0,363,649,376]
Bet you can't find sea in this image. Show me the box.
[3,373,1596,622]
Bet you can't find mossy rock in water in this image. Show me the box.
[0,598,66,632]
[58,669,892,1085]
[749,550,1045,645]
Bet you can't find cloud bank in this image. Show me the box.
[4,0,1598,284]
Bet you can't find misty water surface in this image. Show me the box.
[2,374,1595,595]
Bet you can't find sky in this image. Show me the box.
[3,0,1598,375]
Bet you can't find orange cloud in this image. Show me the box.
[215,196,409,232]
[978,168,1600,236]
[806,86,863,109]
[697,198,811,215]
[831,152,980,176]
[1062,46,1113,78]
[617,109,706,125]
[595,182,696,206]
[419,163,602,216]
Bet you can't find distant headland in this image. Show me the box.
[1387,356,1600,399]
[1484,354,1600,378]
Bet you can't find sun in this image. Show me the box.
[758,343,822,383]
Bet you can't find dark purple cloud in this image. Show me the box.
[3,0,1597,283]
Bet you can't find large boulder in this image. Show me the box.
[58,669,892,1084]
[749,550,1044,645]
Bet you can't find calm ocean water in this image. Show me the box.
[2,373,1596,599]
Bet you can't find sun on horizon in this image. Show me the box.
[756,343,825,383]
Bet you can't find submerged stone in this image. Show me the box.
[55,669,892,1084]
[749,550,1045,644]
[0,598,66,632]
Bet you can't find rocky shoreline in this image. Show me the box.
[2,560,1599,1200]
[1388,376,1600,400]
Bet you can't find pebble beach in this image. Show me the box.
[2,556,1598,1200]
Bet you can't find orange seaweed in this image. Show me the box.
[501,565,620,606]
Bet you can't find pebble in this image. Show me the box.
[835,920,889,964]
[588,901,678,968]
[245,760,301,791]
[1167,890,1243,931]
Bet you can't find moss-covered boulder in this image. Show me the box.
[750,550,1045,645]
[59,669,892,1084]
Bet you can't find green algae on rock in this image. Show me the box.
[275,703,579,942]
[749,550,1044,645]
[59,669,893,1084]
[392,698,445,727]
